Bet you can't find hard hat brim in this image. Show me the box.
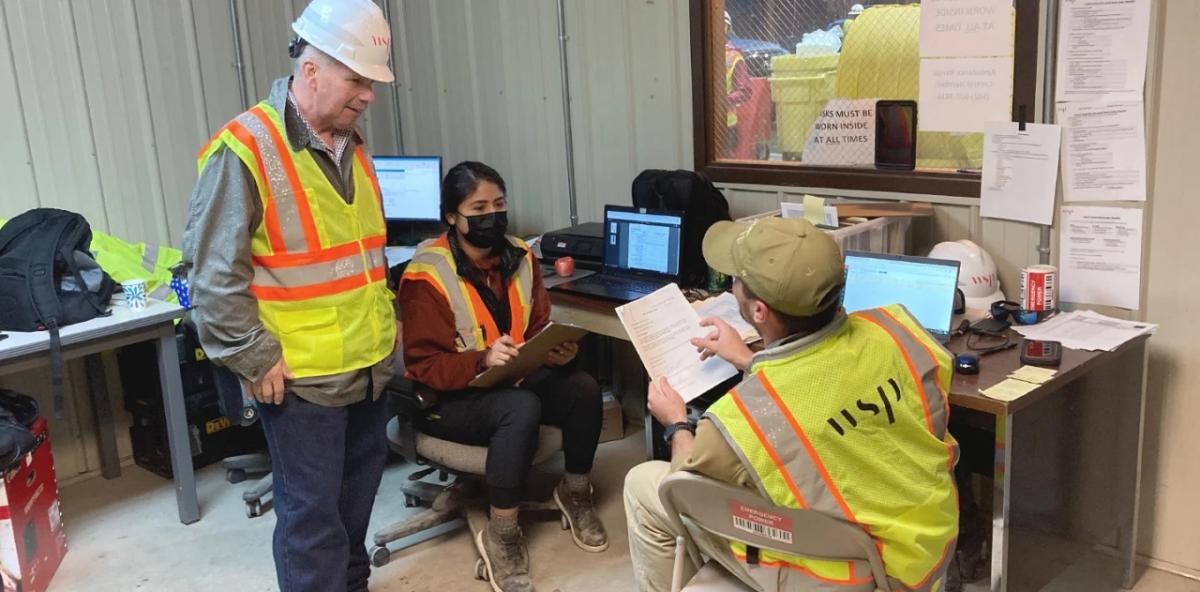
[351,61,395,84]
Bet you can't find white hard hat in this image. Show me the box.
[928,240,1005,312]
[724,11,732,28]
[293,0,394,83]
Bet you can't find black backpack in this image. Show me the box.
[631,170,733,288]
[0,208,117,416]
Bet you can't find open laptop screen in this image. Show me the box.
[602,207,683,277]
[842,251,961,338]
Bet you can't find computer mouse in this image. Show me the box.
[955,354,980,375]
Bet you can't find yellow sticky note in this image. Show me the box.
[979,378,1039,402]
[1009,365,1057,385]
[803,194,826,226]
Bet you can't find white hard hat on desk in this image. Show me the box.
[928,240,1005,313]
[292,0,395,83]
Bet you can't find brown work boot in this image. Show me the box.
[475,524,533,592]
[553,479,609,552]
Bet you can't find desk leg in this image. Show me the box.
[990,413,1013,592]
[157,326,199,524]
[84,353,121,479]
[1119,344,1150,589]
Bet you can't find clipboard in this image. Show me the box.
[468,322,590,388]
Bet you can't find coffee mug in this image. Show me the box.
[122,279,148,310]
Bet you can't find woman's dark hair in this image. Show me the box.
[440,161,507,225]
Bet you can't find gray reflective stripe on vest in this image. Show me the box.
[252,251,368,289]
[703,414,774,501]
[235,109,309,254]
[727,374,852,519]
[855,309,949,440]
[149,284,173,300]
[509,240,534,328]
[141,245,159,273]
[409,249,480,351]
[366,247,385,270]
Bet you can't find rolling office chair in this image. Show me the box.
[658,471,892,592]
[213,366,273,518]
[368,363,565,585]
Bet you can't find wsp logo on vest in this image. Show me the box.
[826,377,903,437]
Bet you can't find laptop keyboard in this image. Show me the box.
[587,275,663,295]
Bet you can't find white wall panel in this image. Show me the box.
[3,0,107,227]
[0,1,38,215]
[73,0,171,245]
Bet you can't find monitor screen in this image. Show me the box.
[842,252,961,336]
[373,156,442,221]
[603,207,683,277]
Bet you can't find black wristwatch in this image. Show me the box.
[662,421,696,445]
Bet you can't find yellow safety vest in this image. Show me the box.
[195,102,395,378]
[401,233,535,353]
[706,305,959,591]
[726,46,744,128]
[89,232,181,303]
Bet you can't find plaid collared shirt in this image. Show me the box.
[287,90,355,173]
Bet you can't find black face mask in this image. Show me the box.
[459,211,509,249]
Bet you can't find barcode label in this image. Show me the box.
[729,501,793,544]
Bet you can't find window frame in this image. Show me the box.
[689,0,1041,198]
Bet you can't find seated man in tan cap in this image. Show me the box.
[623,218,960,592]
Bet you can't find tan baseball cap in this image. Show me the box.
[702,217,844,317]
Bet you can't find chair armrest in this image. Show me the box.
[385,375,440,409]
[383,376,443,463]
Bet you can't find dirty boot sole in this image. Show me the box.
[553,487,609,553]
[474,530,519,592]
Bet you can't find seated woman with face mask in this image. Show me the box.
[399,161,607,592]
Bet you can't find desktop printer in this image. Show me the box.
[540,222,604,270]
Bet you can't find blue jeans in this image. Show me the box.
[258,391,388,592]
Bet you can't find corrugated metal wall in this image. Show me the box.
[363,0,694,234]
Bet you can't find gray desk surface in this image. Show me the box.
[0,299,184,362]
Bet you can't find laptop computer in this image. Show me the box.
[551,206,685,303]
[842,251,961,343]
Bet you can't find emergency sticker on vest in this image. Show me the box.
[729,501,793,544]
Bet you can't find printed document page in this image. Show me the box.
[691,291,761,343]
[1058,101,1146,202]
[1055,0,1151,102]
[617,284,739,402]
[980,122,1062,225]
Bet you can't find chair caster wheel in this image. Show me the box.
[475,558,489,581]
[560,514,569,530]
[246,500,263,518]
[226,468,246,484]
[369,545,391,568]
[403,493,420,508]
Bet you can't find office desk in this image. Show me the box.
[946,332,1148,592]
[0,300,199,525]
[551,291,1150,591]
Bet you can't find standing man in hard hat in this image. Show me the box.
[724,10,751,157]
[623,218,960,592]
[183,1,398,590]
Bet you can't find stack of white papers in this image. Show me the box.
[691,292,760,343]
[616,284,739,403]
[1013,310,1156,352]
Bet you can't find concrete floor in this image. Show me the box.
[47,428,1200,592]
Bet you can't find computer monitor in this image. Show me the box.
[373,156,442,221]
[602,206,684,278]
[842,251,961,341]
